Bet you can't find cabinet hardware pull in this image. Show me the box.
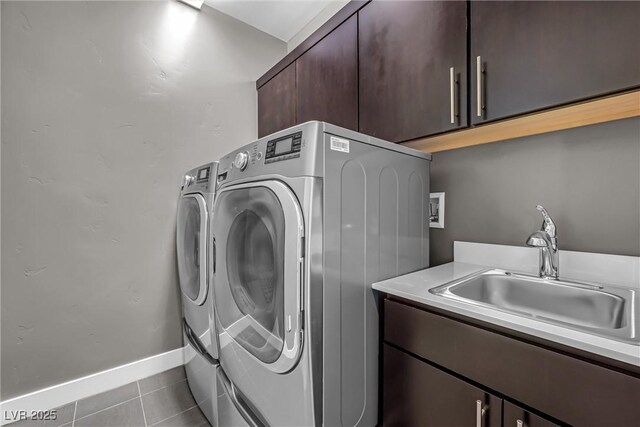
[476,399,487,427]
[516,420,524,427]
[449,66,458,124]
[476,56,484,118]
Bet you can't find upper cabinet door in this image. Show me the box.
[258,63,296,138]
[359,1,468,143]
[471,1,640,124]
[296,15,358,131]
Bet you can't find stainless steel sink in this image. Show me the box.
[430,269,639,345]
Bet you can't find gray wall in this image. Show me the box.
[1,1,285,399]
[430,117,640,266]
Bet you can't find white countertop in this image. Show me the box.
[373,261,640,368]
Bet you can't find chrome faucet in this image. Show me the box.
[526,205,559,280]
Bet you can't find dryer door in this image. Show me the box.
[177,194,208,305]
[212,180,304,374]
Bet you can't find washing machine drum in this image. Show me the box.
[223,188,285,363]
[226,209,281,329]
[214,181,304,373]
[177,195,207,304]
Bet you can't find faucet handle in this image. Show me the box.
[536,205,557,237]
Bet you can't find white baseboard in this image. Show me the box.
[0,346,187,426]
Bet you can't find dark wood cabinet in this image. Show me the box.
[503,401,559,427]
[258,63,296,138]
[383,344,501,427]
[382,296,640,427]
[471,1,640,124]
[257,1,640,142]
[359,0,468,142]
[296,14,358,131]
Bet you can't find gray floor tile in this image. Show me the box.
[75,382,139,419]
[138,366,186,395]
[7,403,75,427]
[151,406,209,427]
[74,398,145,427]
[141,380,197,426]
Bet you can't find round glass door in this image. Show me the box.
[213,181,304,372]
[177,194,207,305]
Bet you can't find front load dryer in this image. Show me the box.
[211,122,431,426]
[177,162,219,426]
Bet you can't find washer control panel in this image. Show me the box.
[265,131,302,164]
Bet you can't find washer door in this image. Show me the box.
[213,180,304,373]
[177,194,208,305]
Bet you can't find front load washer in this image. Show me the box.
[177,162,220,426]
[210,122,431,426]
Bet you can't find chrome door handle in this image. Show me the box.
[449,66,458,124]
[194,235,200,268]
[218,369,266,427]
[516,420,524,427]
[183,320,217,364]
[476,400,487,427]
[212,236,216,273]
[476,56,484,118]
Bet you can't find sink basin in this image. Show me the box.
[430,269,639,345]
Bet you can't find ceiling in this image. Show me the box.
[204,0,334,41]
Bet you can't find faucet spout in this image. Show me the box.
[526,230,552,248]
[527,206,559,280]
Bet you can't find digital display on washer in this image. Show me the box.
[265,131,302,163]
[274,137,293,155]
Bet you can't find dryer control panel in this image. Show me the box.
[265,131,302,164]
[181,163,215,194]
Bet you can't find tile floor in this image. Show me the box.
[9,367,210,427]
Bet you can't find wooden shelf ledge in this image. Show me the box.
[403,90,640,153]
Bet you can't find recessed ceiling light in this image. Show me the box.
[178,0,204,10]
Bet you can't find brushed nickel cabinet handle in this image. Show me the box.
[476,400,487,427]
[476,56,484,118]
[449,66,458,124]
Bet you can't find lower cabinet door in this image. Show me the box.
[503,401,560,427]
[383,344,501,427]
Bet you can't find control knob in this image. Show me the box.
[182,174,194,188]
[234,151,249,171]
